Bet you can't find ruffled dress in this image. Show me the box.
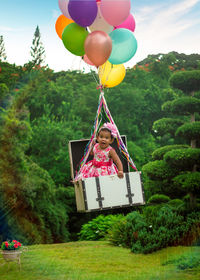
[80,143,118,179]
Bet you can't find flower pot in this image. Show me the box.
[2,250,22,261]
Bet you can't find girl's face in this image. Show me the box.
[97,130,113,149]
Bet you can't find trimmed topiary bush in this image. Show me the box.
[176,121,200,140]
[152,144,189,160]
[153,118,184,136]
[164,148,200,170]
[147,194,170,204]
[142,160,178,180]
[162,97,200,115]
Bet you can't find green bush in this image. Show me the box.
[108,206,200,254]
[78,214,124,241]
[162,252,200,270]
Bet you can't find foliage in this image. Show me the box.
[108,206,200,254]
[162,97,200,115]
[0,83,9,102]
[78,214,124,241]
[1,240,22,250]
[0,61,22,90]
[0,82,70,244]
[176,121,200,140]
[30,25,46,66]
[142,160,178,180]
[28,112,82,185]
[138,52,200,71]
[164,148,200,170]
[147,194,170,204]
[0,35,7,61]
[152,144,189,160]
[169,70,200,94]
[173,172,200,193]
[153,118,185,136]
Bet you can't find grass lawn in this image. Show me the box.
[0,241,199,280]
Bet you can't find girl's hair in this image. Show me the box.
[97,127,114,139]
[97,123,118,139]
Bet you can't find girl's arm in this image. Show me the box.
[90,139,96,156]
[109,149,124,178]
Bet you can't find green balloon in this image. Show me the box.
[62,23,88,56]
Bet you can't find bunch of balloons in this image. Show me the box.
[55,0,137,88]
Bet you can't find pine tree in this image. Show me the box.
[0,35,7,61]
[30,26,46,66]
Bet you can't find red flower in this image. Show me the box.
[17,242,21,247]
[5,242,9,248]
[12,240,17,243]
[14,243,18,249]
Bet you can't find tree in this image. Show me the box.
[30,26,46,66]
[143,70,200,208]
[0,35,7,61]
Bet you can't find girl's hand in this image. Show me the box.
[118,171,124,178]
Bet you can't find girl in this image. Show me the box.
[80,123,124,179]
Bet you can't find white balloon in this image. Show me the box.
[58,0,71,19]
[89,3,113,34]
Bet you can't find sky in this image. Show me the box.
[0,0,200,72]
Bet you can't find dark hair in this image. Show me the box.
[97,127,114,139]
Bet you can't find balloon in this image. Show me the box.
[100,0,131,26]
[114,14,136,32]
[58,0,71,19]
[83,55,95,66]
[98,61,126,88]
[108,28,137,64]
[55,15,74,39]
[89,2,113,34]
[84,31,112,67]
[68,0,98,27]
[62,23,89,56]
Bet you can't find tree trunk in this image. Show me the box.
[190,91,196,148]
[189,192,197,209]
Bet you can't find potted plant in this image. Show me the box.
[1,240,22,261]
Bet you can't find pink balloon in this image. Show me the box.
[114,14,136,32]
[84,31,112,67]
[100,0,131,26]
[89,2,113,34]
[83,55,95,66]
[58,0,72,19]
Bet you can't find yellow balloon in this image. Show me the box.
[98,61,126,88]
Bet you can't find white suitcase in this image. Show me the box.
[74,172,145,212]
[69,138,145,212]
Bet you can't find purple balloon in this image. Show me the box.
[68,0,98,27]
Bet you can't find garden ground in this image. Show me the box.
[0,241,199,280]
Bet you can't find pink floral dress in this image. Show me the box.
[80,143,118,179]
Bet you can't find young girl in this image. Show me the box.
[80,123,124,179]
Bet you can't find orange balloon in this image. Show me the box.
[55,14,74,39]
[84,31,112,67]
